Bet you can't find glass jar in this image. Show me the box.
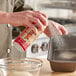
[0,58,43,76]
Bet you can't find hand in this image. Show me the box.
[9,11,48,33]
[44,20,68,37]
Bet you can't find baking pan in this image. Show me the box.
[47,35,76,72]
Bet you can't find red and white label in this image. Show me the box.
[14,27,42,51]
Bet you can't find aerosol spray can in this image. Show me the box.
[13,26,44,52]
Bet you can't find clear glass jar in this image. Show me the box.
[0,58,43,76]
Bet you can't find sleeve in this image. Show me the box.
[13,0,34,12]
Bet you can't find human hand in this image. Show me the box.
[44,20,68,37]
[9,11,48,33]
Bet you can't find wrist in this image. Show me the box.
[44,26,51,37]
[7,12,22,26]
[7,12,13,24]
[0,11,9,24]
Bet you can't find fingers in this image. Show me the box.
[32,12,48,26]
[35,11,47,18]
[59,25,68,35]
[27,22,38,33]
[28,16,44,31]
[50,20,62,35]
[26,11,47,17]
[50,20,68,35]
[26,11,48,26]
[25,11,47,33]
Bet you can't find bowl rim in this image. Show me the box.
[0,57,43,71]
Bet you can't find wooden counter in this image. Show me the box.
[40,59,76,76]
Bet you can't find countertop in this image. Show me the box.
[40,59,76,76]
[0,59,76,76]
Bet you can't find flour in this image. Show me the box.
[48,21,67,49]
